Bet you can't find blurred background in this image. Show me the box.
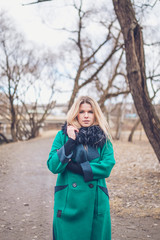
[0,0,160,144]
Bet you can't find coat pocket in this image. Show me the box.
[97,185,110,215]
[54,184,68,212]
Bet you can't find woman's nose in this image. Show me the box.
[84,112,88,117]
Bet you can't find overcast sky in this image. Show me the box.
[0,0,71,47]
[0,0,159,46]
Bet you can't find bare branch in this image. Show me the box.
[79,38,123,88]
[144,41,160,46]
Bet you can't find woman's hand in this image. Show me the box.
[67,125,79,140]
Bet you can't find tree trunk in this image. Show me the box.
[10,101,17,142]
[68,83,79,110]
[114,101,126,140]
[0,133,9,143]
[128,118,141,142]
[113,0,160,162]
[67,63,83,110]
[114,104,122,140]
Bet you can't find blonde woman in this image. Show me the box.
[47,96,115,240]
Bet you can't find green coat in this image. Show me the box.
[47,130,115,240]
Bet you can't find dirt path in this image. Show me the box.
[0,132,160,240]
[0,136,56,240]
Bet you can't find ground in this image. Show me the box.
[0,130,160,240]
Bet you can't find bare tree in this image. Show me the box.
[71,3,124,109]
[31,0,131,110]
[52,1,124,109]
[97,50,130,112]
[128,74,160,142]
[112,0,160,162]
[128,118,141,142]
[16,100,56,140]
[0,12,57,141]
[16,52,57,140]
[127,3,160,143]
[0,12,40,141]
[114,94,128,140]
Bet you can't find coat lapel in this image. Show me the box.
[72,144,100,163]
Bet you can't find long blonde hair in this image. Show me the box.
[67,96,112,140]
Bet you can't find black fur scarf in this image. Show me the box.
[62,122,107,148]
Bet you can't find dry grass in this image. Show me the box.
[108,139,160,219]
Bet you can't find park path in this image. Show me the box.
[0,135,56,240]
[0,132,160,240]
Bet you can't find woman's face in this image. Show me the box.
[77,103,95,127]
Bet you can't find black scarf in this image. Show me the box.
[62,122,107,148]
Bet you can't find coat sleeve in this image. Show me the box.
[47,131,73,174]
[80,140,115,182]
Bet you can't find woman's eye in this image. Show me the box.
[89,111,93,113]
[79,111,84,114]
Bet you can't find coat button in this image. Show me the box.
[89,184,94,188]
[72,183,77,188]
